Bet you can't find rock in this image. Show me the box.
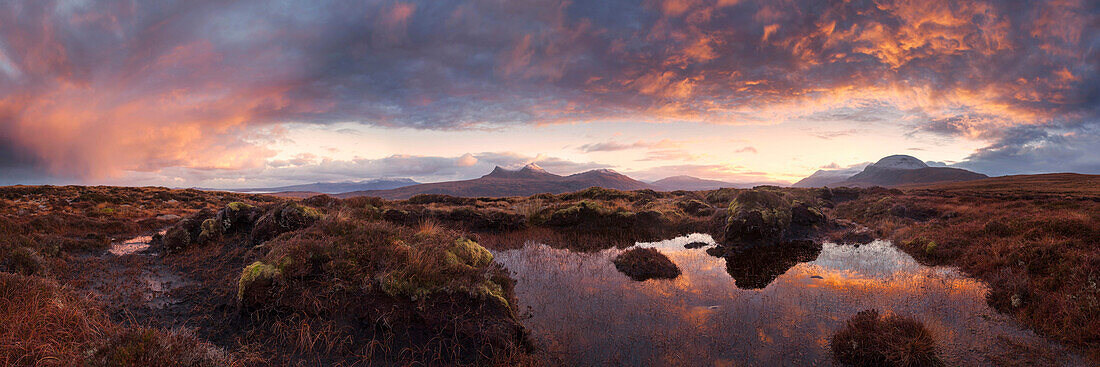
[724,189,791,246]
[829,220,876,245]
[155,214,181,221]
[684,241,709,249]
[612,247,681,281]
[250,202,323,244]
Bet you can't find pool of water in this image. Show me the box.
[108,229,166,256]
[493,234,1083,366]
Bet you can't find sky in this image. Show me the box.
[0,0,1097,188]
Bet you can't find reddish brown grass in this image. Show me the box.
[834,188,1100,359]
[831,309,941,367]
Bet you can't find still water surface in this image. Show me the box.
[493,234,1083,366]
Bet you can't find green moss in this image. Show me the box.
[553,200,607,217]
[924,240,937,255]
[380,272,440,301]
[226,201,254,212]
[444,238,494,268]
[296,204,323,219]
[198,218,221,243]
[381,272,509,308]
[237,261,281,301]
[728,189,791,229]
[467,279,509,308]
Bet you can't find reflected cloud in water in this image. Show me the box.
[493,235,1083,366]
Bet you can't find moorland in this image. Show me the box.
[0,173,1096,365]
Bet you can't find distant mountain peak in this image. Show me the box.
[521,163,547,173]
[484,164,560,179]
[869,155,929,170]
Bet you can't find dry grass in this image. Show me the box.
[831,309,941,367]
[0,273,231,366]
[834,188,1100,359]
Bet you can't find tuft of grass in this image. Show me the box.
[831,309,942,367]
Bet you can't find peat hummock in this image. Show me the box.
[612,247,681,281]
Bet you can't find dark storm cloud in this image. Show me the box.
[0,0,1098,180]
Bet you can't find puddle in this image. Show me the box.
[109,229,165,256]
[494,234,1084,366]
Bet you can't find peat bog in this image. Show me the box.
[0,176,1097,366]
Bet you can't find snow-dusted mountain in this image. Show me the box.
[794,155,987,187]
[792,167,866,188]
[865,155,929,170]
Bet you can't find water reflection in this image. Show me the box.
[716,241,822,289]
[493,235,1083,366]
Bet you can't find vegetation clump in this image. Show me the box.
[250,202,322,244]
[725,189,792,245]
[831,309,941,367]
[237,261,282,307]
[612,247,681,281]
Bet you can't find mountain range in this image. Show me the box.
[220,178,419,194]
[217,154,988,199]
[648,176,778,191]
[793,155,987,187]
[335,164,651,199]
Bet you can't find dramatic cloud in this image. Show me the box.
[0,0,1097,183]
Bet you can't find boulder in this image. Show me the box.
[612,247,681,281]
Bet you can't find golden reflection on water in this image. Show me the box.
[493,235,1079,366]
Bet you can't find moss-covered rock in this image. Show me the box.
[237,261,281,307]
[724,189,792,246]
[444,238,494,268]
[197,218,222,243]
